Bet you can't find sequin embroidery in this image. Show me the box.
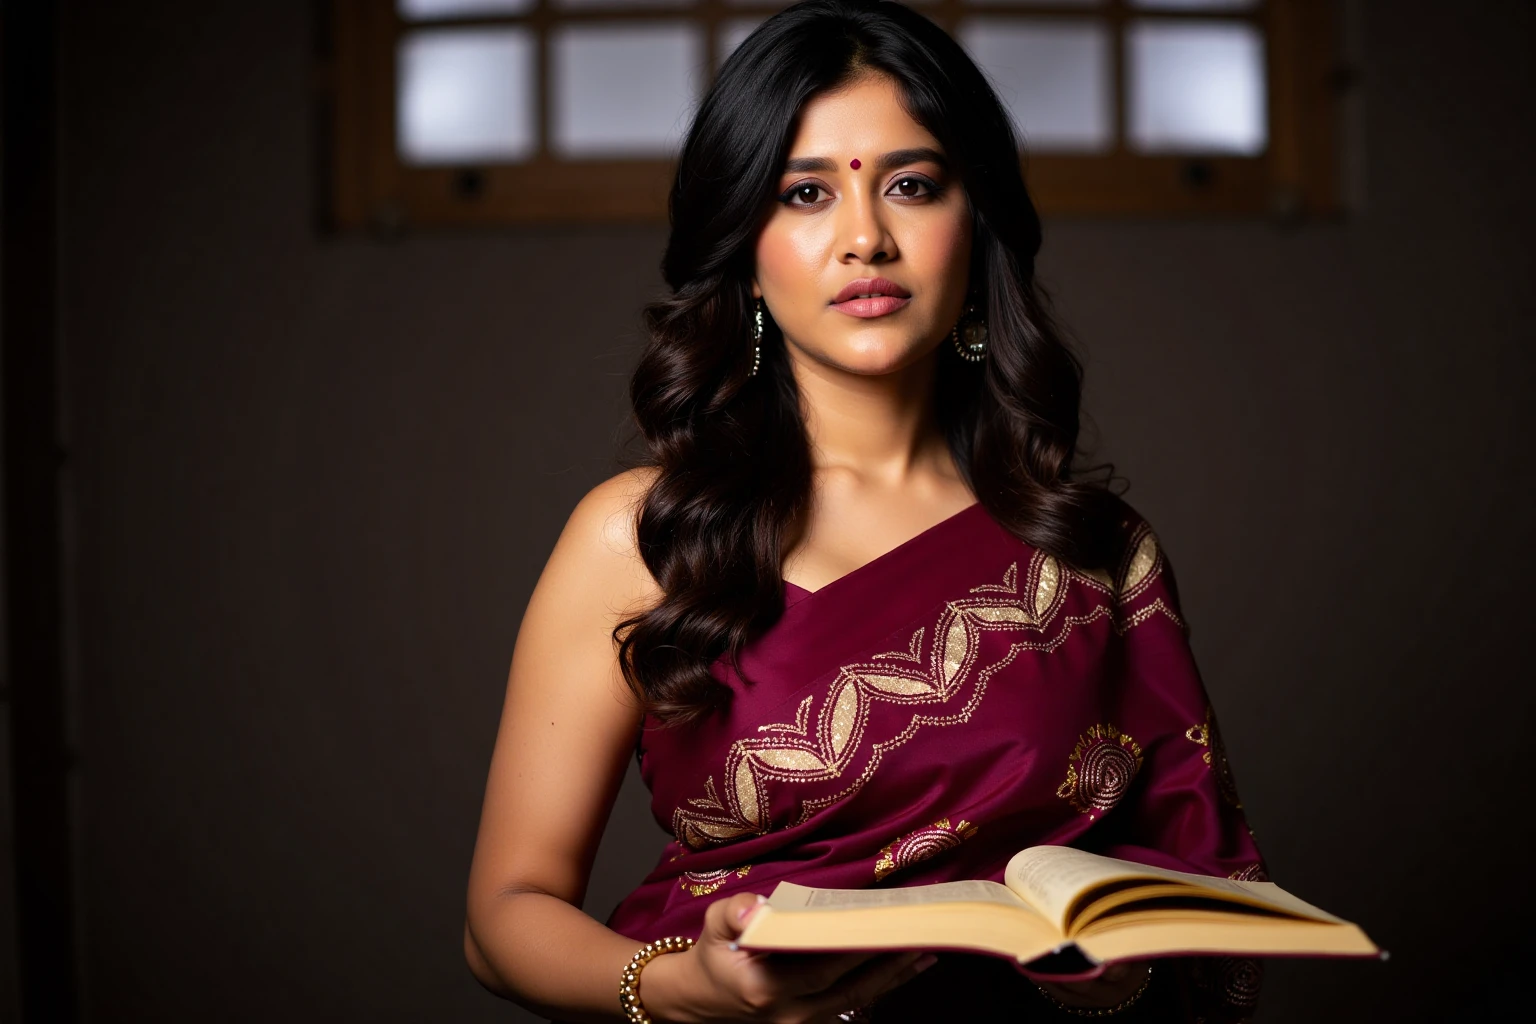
[1056,723,1144,816]
[1227,862,1269,883]
[673,552,1066,848]
[672,524,1178,849]
[680,864,752,898]
[1185,705,1243,808]
[873,818,978,881]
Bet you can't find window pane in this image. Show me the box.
[959,19,1112,152]
[719,17,766,68]
[550,23,705,158]
[398,0,534,18]
[1126,20,1266,154]
[1130,0,1259,10]
[397,28,536,165]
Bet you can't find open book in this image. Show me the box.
[736,846,1380,969]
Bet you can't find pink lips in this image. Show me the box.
[830,276,912,319]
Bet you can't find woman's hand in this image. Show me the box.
[640,892,936,1023]
[1024,960,1152,1012]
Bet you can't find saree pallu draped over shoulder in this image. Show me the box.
[607,502,1267,1021]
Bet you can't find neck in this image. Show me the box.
[787,344,954,488]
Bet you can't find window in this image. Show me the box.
[320,0,1339,228]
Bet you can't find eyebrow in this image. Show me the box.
[782,147,949,174]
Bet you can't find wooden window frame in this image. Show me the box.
[319,0,1339,229]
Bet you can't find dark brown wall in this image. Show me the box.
[56,1,1533,1021]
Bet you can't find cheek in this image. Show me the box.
[755,217,826,297]
[754,228,789,292]
[911,211,972,284]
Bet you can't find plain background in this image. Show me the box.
[5,0,1533,1020]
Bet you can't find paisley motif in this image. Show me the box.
[1218,957,1263,1009]
[1056,723,1143,815]
[873,818,978,881]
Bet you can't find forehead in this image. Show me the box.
[785,73,941,157]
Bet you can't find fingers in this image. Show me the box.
[703,892,769,943]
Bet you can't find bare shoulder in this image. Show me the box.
[567,465,657,559]
[539,466,661,626]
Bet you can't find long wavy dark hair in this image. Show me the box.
[616,0,1121,726]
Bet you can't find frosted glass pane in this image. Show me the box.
[1131,0,1258,10]
[397,28,536,165]
[550,23,704,158]
[398,0,534,18]
[720,18,766,68]
[959,19,1111,152]
[1127,20,1266,154]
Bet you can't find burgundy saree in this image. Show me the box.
[607,502,1266,1020]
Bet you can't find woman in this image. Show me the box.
[465,2,1265,1020]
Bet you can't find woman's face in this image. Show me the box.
[753,72,973,377]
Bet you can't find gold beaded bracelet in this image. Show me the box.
[619,936,695,1023]
[1033,963,1153,1018]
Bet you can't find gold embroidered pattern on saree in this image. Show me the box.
[671,528,1175,850]
[1227,862,1268,883]
[1070,520,1169,610]
[680,864,752,897]
[874,818,978,881]
[1217,956,1263,1010]
[673,552,1065,848]
[1185,704,1243,808]
[1056,723,1144,816]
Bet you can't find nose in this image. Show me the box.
[836,184,895,264]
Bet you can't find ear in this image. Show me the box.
[750,276,762,300]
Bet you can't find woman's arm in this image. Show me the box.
[464,471,931,1023]
[464,469,663,1020]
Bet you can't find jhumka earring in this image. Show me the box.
[747,298,764,377]
[950,300,989,362]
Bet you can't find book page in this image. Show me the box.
[1005,846,1145,929]
[742,881,1061,962]
[768,879,1026,911]
[1005,846,1346,932]
[1076,911,1380,962]
[738,873,1373,964]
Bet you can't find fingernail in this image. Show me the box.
[915,954,938,972]
[755,894,769,904]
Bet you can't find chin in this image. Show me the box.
[828,339,931,376]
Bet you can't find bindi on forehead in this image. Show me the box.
[783,148,946,175]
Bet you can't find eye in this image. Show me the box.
[887,175,942,200]
[779,182,830,207]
